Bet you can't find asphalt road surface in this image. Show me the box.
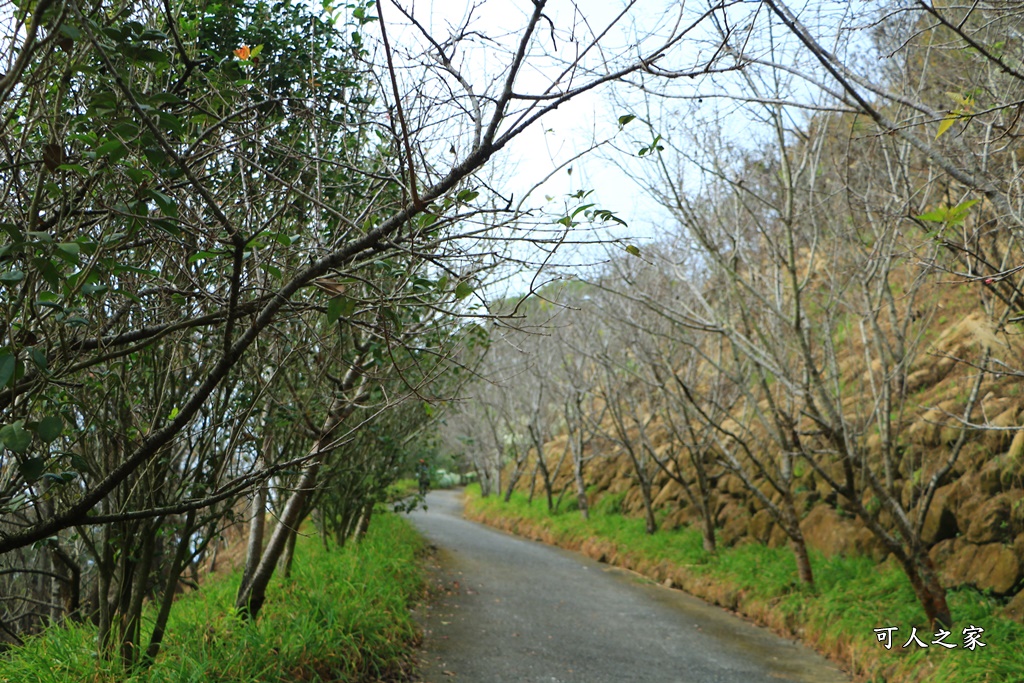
[408,489,850,683]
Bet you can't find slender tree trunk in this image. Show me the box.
[355,500,373,539]
[146,511,195,663]
[239,483,267,596]
[236,461,320,620]
[50,543,81,620]
[527,462,538,504]
[122,523,156,667]
[916,554,952,629]
[700,504,717,553]
[547,443,570,513]
[97,524,114,653]
[893,550,951,629]
[236,370,366,620]
[48,546,63,625]
[278,527,298,578]
[640,481,657,535]
[503,471,519,503]
[573,454,589,520]
[495,455,503,499]
[782,495,813,587]
[529,424,557,512]
[476,464,492,497]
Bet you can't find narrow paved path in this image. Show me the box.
[408,489,850,683]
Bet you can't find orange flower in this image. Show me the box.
[234,45,251,60]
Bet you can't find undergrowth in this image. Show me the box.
[468,486,1023,683]
[0,513,424,683]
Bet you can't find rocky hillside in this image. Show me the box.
[506,303,1024,619]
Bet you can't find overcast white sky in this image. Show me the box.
[364,0,736,294]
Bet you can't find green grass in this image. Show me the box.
[0,513,425,683]
[469,486,1024,683]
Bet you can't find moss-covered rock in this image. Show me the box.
[966,493,1014,544]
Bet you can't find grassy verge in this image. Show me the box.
[466,486,1023,683]
[0,512,425,683]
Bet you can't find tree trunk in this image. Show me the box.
[238,483,267,597]
[49,547,63,625]
[573,456,589,520]
[698,496,717,553]
[529,424,558,512]
[782,495,813,587]
[895,550,952,629]
[694,458,717,553]
[527,462,538,504]
[146,512,195,663]
[640,481,657,534]
[50,543,81,620]
[278,526,298,578]
[355,500,373,539]
[476,464,492,497]
[122,523,156,667]
[97,524,114,654]
[236,461,320,620]
[503,474,518,502]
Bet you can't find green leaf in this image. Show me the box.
[1,422,32,453]
[935,113,958,140]
[188,250,221,263]
[618,114,636,127]
[33,258,61,288]
[0,269,24,284]
[916,199,978,225]
[139,29,168,41]
[37,415,63,442]
[94,139,127,160]
[29,348,48,372]
[152,219,181,236]
[82,283,108,296]
[948,199,979,222]
[58,23,83,40]
[916,208,948,223]
[570,203,595,219]
[143,146,166,166]
[18,457,45,482]
[0,353,15,388]
[55,242,81,265]
[456,189,479,203]
[455,281,473,300]
[57,163,89,175]
[145,189,178,217]
[148,92,181,105]
[327,295,355,323]
[124,167,151,185]
[625,244,641,257]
